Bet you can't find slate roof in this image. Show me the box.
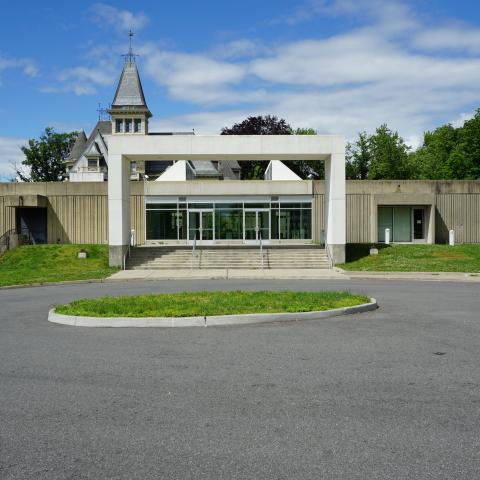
[66,130,87,163]
[189,161,221,177]
[110,60,151,115]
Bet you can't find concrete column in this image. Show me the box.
[324,151,346,264]
[108,154,131,267]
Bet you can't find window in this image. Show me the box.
[88,159,98,170]
[134,119,142,133]
[115,119,123,133]
[125,119,132,133]
[378,206,413,242]
[131,161,137,173]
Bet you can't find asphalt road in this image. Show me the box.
[1,278,479,479]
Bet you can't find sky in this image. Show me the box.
[1,0,480,180]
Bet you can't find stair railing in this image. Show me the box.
[259,232,264,269]
[191,233,197,269]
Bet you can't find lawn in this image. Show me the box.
[55,291,370,318]
[0,244,119,287]
[340,244,480,272]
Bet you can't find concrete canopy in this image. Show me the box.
[107,134,346,266]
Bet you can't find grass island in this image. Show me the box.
[55,291,370,318]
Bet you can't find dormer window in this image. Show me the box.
[115,119,124,133]
[134,119,142,133]
[125,119,132,133]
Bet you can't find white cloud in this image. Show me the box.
[0,137,26,181]
[91,3,149,33]
[40,0,480,145]
[413,27,480,55]
[0,56,38,85]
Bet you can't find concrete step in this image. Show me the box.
[127,247,330,270]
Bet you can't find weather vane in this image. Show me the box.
[122,30,139,63]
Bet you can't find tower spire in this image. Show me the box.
[123,30,138,64]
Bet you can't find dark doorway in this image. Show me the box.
[16,208,47,244]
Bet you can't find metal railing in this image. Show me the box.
[191,233,197,269]
[259,232,264,269]
[122,230,135,270]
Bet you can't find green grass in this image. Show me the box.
[0,244,119,287]
[340,244,480,272]
[55,290,370,318]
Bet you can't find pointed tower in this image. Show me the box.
[108,31,152,135]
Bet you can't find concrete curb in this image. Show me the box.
[48,298,378,328]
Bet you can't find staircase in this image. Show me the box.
[127,246,330,270]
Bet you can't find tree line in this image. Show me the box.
[12,110,480,181]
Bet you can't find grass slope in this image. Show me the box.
[55,291,370,318]
[340,244,480,272]
[0,245,118,287]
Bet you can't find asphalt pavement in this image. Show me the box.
[1,278,479,479]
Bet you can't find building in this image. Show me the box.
[1,54,479,267]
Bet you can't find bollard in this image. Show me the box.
[449,229,455,246]
[130,229,136,247]
[385,228,391,245]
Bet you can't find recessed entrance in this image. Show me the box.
[378,206,426,243]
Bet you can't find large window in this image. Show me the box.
[378,206,415,242]
[145,198,312,242]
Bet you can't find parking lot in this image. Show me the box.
[1,278,479,479]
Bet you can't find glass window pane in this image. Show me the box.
[178,210,187,239]
[279,209,311,239]
[215,203,242,210]
[281,202,311,209]
[134,119,142,133]
[393,207,412,242]
[115,119,123,133]
[125,119,132,133]
[244,203,270,208]
[271,209,280,239]
[188,203,213,209]
[146,203,178,210]
[215,210,243,240]
[378,207,393,242]
[146,210,178,240]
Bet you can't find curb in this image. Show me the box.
[48,298,378,328]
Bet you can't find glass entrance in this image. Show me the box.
[188,210,214,243]
[413,208,425,241]
[244,209,270,242]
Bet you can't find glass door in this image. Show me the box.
[413,208,425,241]
[244,209,270,243]
[188,210,214,243]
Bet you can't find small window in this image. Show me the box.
[134,119,142,133]
[115,119,124,133]
[125,119,132,133]
[88,159,98,169]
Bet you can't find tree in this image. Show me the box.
[346,131,372,179]
[410,124,458,179]
[17,127,78,182]
[368,124,412,179]
[448,109,480,179]
[221,115,292,179]
[289,127,324,179]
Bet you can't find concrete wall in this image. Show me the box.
[1,180,480,245]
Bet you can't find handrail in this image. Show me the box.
[325,244,333,269]
[259,232,264,269]
[191,233,197,269]
[122,230,135,270]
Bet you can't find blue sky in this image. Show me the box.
[1,0,480,179]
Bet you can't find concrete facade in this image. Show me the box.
[1,180,479,260]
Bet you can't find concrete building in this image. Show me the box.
[1,55,479,268]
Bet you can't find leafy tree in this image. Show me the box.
[346,131,372,179]
[368,124,412,179]
[221,115,292,179]
[289,127,324,179]
[17,127,78,182]
[448,109,480,179]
